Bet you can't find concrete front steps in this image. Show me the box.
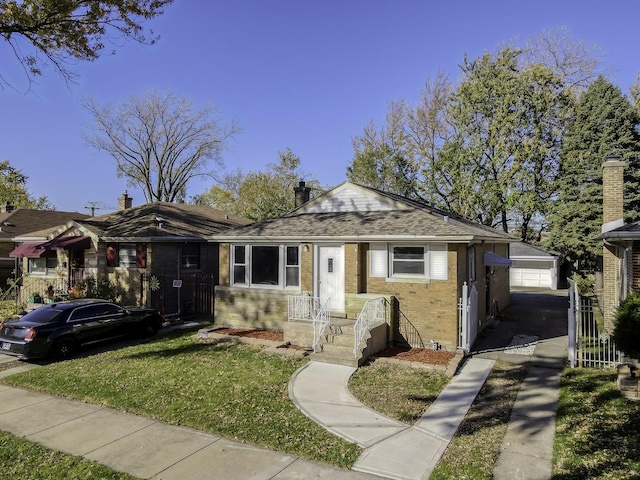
[309,318,360,368]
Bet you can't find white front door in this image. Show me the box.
[317,245,345,313]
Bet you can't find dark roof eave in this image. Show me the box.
[100,236,207,242]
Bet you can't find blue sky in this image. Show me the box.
[2,1,640,214]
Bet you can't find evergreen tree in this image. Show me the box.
[546,76,640,270]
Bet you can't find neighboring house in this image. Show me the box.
[210,181,517,354]
[1,203,89,287]
[509,242,559,290]
[597,156,640,330]
[11,192,252,315]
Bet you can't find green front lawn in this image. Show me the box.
[554,368,640,479]
[0,430,136,480]
[2,332,360,468]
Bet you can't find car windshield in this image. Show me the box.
[19,306,65,324]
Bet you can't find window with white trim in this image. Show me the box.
[391,245,426,276]
[370,243,448,281]
[232,245,246,284]
[285,246,300,287]
[231,244,300,289]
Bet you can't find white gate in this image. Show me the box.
[568,278,623,368]
[458,282,478,353]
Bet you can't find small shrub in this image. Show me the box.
[572,273,595,296]
[613,293,640,359]
[70,276,123,302]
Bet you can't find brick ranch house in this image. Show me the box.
[210,182,518,362]
[11,192,251,315]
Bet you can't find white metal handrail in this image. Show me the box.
[288,295,331,353]
[312,300,330,353]
[353,297,386,358]
[288,294,315,321]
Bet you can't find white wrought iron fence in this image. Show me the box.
[458,282,478,353]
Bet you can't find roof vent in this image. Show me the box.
[443,215,449,222]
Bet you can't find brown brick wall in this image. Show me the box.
[364,246,461,349]
[214,285,289,330]
[219,244,230,286]
[301,243,313,293]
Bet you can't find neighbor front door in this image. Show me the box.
[317,245,345,313]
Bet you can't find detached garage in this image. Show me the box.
[509,242,559,290]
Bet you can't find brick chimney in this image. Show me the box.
[602,155,626,332]
[118,190,132,211]
[602,156,625,233]
[294,180,311,208]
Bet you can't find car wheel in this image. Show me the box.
[142,319,160,338]
[51,337,77,360]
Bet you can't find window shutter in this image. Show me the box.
[106,243,117,267]
[136,243,147,268]
[370,243,388,278]
[429,244,448,280]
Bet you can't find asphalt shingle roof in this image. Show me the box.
[212,197,517,242]
[78,203,252,240]
[0,209,89,242]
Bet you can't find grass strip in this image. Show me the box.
[430,361,528,480]
[349,362,450,423]
[2,331,361,468]
[0,430,137,480]
[553,367,640,479]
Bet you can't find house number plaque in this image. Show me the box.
[328,258,334,273]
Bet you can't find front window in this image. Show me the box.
[181,243,200,270]
[391,246,426,276]
[28,256,57,275]
[118,243,137,269]
[251,246,279,285]
[231,244,300,289]
[107,243,146,269]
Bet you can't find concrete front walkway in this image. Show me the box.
[289,358,495,480]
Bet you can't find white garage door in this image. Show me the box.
[510,268,552,288]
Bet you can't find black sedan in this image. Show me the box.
[0,299,163,360]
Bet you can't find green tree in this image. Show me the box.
[436,48,570,238]
[0,0,172,90]
[83,89,240,203]
[0,160,54,209]
[194,148,321,221]
[546,76,640,270]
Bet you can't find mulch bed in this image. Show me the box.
[213,328,455,365]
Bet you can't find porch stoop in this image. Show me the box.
[309,318,362,368]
